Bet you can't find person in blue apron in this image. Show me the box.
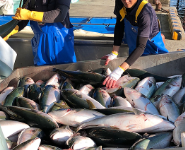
[102,0,168,88]
[4,0,77,66]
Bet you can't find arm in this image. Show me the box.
[121,9,152,70]
[101,14,125,65]
[12,0,70,23]
[103,9,152,88]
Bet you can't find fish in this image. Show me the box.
[17,127,43,145]
[27,84,42,101]
[12,137,41,150]
[4,87,25,106]
[112,95,132,108]
[48,108,105,127]
[135,77,156,99]
[50,126,73,146]
[61,79,74,90]
[124,68,170,82]
[0,111,9,120]
[150,76,182,108]
[92,88,111,107]
[49,100,70,112]
[0,87,14,105]
[83,126,142,147]
[53,68,106,86]
[173,111,185,146]
[40,85,60,113]
[77,112,175,133]
[0,120,29,138]
[66,135,96,150]
[45,73,61,88]
[8,106,59,129]
[104,75,140,96]
[172,87,185,106]
[16,96,40,110]
[124,87,159,115]
[38,144,62,150]
[79,84,94,96]
[130,132,172,149]
[158,94,180,122]
[181,132,185,147]
[61,89,105,109]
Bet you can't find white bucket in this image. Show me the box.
[0,36,17,77]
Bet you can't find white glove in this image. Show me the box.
[101,51,118,65]
[109,67,124,80]
[103,66,125,88]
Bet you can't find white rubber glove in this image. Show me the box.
[109,67,124,80]
[101,51,118,65]
[103,66,125,88]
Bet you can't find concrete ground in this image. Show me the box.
[70,0,185,52]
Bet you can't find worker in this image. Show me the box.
[0,0,14,15]
[102,0,168,88]
[3,0,77,66]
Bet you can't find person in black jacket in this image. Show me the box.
[4,0,77,66]
[102,0,168,88]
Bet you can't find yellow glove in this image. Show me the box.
[12,8,44,22]
[3,25,19,41]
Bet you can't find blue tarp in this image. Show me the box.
[0,15,116,34]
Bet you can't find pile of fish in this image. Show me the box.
[0,67,185,150]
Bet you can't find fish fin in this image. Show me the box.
[132,108,145,115]
[86,100,96,109]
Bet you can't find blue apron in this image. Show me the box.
[30,21,77,66]
[120,0,168,56]
[124,19,169,55]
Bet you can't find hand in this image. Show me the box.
[103,66,124,88]
[101,51,118,65]
[3,25,19,41]
[12,8,31,20]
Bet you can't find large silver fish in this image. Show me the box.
[124,87,159,115]
[48,108,105,127]
[40,85,60,113]
[0,120,29,138]
[78,112,175,133]
[158,94,180,122]
[173,111,185,146]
